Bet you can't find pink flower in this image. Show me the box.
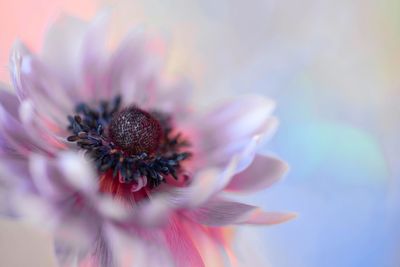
[0,14,295,267]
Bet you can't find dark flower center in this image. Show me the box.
[109,107,163,155]
[66,96,191,191]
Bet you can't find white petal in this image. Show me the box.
[58,152,97,193]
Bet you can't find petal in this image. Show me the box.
[154,77,193,117]
[10,42,74,126]
[153,136,262,209]
[195,95,278,168]
[105,30,163,107]
[180,222,226,267]
[102,223,175,267]
[54,241,81,267]
[238,210,297,225]
[30,153,73,199]
[0,84,19,117]
[188,198,297,226]
[164,217,205,267]
[189,135,263,205]
[41,15,88,91]
[29,152,97,201]
[206,95,276,140]
[80,11,110,102]
[0,155,30,215]
[19,100,67,152]
[186,198,258,226]
[0,87,25,153]
[57,152,97,194]
[0,89,45,154]
[225,154,289,193]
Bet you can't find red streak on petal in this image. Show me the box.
[99,170,149,203]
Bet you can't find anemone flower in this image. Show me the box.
[0,14,295,267]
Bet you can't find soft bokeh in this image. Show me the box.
[0,1,399,267]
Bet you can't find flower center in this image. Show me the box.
[66,96,191,195]
[109,107,163,155]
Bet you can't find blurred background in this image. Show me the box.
[0,0,399,266]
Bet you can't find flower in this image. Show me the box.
[0,13,295,267]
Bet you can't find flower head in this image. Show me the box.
[0,14,295,267]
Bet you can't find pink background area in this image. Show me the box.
[0,0,96,82]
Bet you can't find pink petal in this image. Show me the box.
[225,154,289,193]
[186,198,258,226]
[238,210,297,225]
[164,217,205,267]
[188,198,297,226]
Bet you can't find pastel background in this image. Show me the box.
[0,1,398,267]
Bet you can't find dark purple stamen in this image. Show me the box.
[66,96,191,188]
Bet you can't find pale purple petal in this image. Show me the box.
[54,240,82,267]
[0,90,45,154]
[195,95,278,168]
[0,155,30,183]
[0,155,30,216]
[29,152,97,202]
[95,196,133,222]
[152,136,261,209]
[105,30,162,107]
[186,198,257,226]
[10,43,74,126]
[154,77,193,118]
[29,153,74,200]
[41,15,88,92]
[225,154,289,193]
[189,135,263,205]
[19,100,68,153]
[80,12,110,102]
[0,88,24,153]
[103,223,175,267]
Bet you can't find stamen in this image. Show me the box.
[66,96,191,192]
